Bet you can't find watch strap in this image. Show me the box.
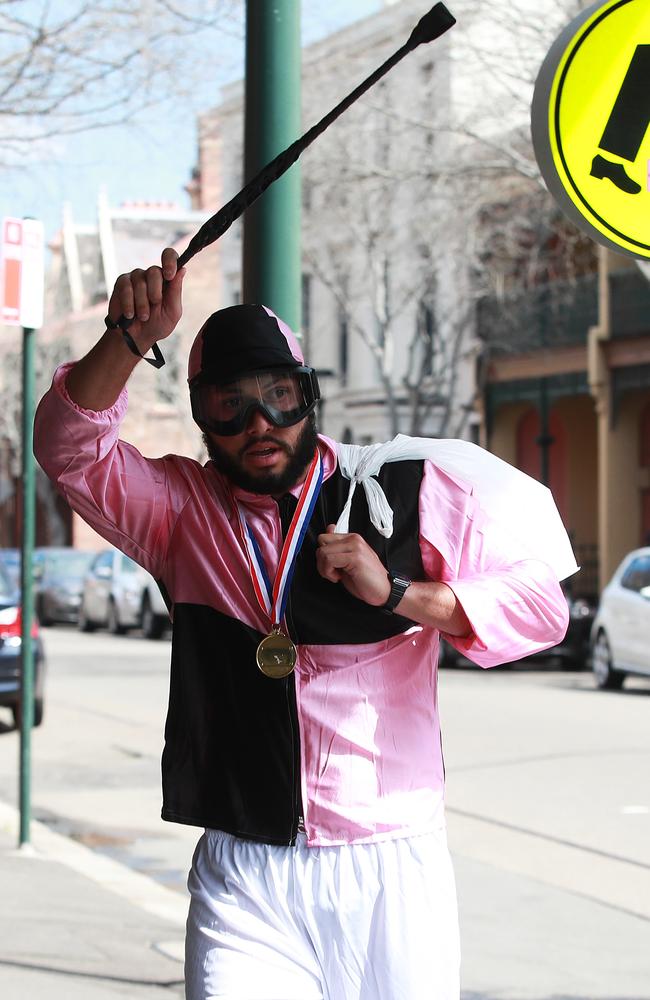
[381,571,411,613]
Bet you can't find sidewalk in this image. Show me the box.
[0,803,186,999]
[2,799,650,1000]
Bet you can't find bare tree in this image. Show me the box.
[0,0,240,166]
[0,332,74,544]
[301,0,594,442]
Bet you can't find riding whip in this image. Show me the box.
[115,3,456,366]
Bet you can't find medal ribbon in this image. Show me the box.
[233,450,324,628]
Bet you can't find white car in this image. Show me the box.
[79,549,170,639]
[590,547,650,689]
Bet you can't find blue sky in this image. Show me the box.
[1,1,380,244]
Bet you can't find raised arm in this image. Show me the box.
[66,247,185,411]
[34,247,191,579]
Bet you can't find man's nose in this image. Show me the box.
[245,405,275,434]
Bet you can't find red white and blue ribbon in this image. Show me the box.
[233,449,323,627]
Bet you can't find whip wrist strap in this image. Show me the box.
[104,315,166,369]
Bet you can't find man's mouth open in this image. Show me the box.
[243,443,286,468]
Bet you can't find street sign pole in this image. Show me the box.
[2,215,44,849]
[19,323,35,847]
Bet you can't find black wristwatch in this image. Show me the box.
[381,571,411,614]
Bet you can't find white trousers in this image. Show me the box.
[185,828,461,1000]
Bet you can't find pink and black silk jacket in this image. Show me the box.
[34,365,569,848]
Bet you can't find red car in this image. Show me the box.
[0,559,46,728]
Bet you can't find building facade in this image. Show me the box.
[8,0,639,604]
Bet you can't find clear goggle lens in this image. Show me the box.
[190,368,319,436]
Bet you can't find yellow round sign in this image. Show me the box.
[532,0,650,258]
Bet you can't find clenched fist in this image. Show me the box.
[316,524,392,606]
[107,247,185,347]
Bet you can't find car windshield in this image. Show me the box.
[46,552,94,579]
[0,559,16,600]
[0,550,20,588]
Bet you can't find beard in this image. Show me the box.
[203,414,319,496]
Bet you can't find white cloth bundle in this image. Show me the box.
[335,435,578,582]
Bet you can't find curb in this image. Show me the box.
[0,800,187,927]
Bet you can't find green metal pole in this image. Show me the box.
[19,324,35,847]
[243,0,302,330]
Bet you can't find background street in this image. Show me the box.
[1,626,649,998]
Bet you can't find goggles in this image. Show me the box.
[190,367,320,436]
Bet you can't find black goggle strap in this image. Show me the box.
[105,315,166,370]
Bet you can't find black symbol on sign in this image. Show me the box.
[590,44,650,195]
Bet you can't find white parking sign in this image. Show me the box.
[1,217,44,329]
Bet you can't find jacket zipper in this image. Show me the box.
[278,495,303,845]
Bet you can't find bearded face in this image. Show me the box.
[203,413,319,496]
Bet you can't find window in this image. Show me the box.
[301,274,311,339]
[338,308,349,386]
[92,550,114,579]
[621,557,650,592]
[416,298,436,376]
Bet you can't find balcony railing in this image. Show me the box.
[478,274,598,355]
[609,270,650,338]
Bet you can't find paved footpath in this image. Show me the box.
[0,802,186,999]
[1,800,650,1000]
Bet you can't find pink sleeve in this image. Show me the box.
[33,364,190,579]
[418,461,569,668]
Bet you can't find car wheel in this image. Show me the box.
[141,594,166,639]
[33,697,44,727]
[37,596,52,627]
[78,602,96,633]
[592,631,625,690]
[12,697,44,729]
[107,599,126,636]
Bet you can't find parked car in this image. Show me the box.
[590,547,650,690]
[551,588,596,667]
[0,548,21,590]
[440,585,595,669]
[0,547,48,591]
[79,549,170,638]
[0,559,46,727]
[35,547,97,626]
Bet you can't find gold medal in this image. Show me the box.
[256,628,297,679]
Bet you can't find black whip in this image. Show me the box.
[177,3,455,268]
[116,3,456,366]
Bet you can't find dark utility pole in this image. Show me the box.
[243,1,302,330]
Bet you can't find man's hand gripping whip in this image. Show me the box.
[116,3,456,367]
